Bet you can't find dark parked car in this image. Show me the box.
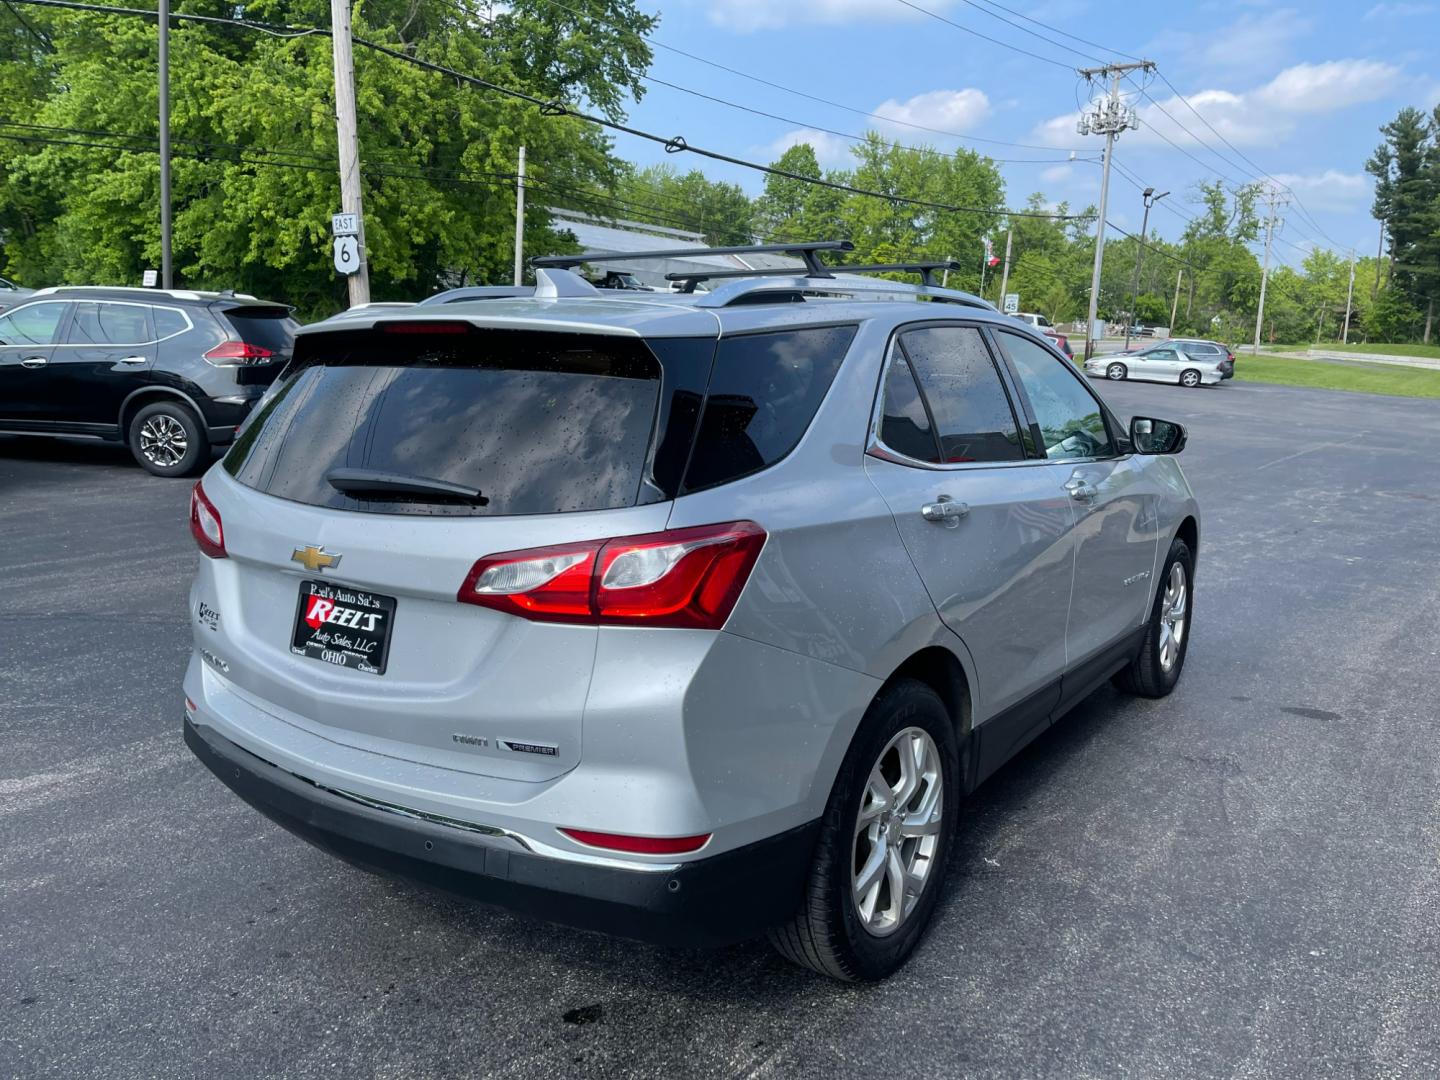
[0,286,296,476]
[0,275,34,314]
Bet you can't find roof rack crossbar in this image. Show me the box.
[530,240,854,275]
[829,261,965,288]
[688,274,996,311]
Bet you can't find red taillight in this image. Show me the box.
[189,481,226,558]
[204,340,274,365]
[559,828,711,855]
[380,321,471,335]
[457,521,766,630]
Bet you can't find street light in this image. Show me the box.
[1124,187,1168,351]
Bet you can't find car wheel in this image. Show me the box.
[1106,362,1127,380]
[1113,537,1193,698]
[1180,368,1202,387]
[768,678,959,981]
[128,400,209,477]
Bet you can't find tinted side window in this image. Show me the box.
[878,347,941,463]
[153,307,189,338]
[681,325,855,493]
[995,331,1113,462]
[899,325,1023,464]
[0,302,66,345]
[69,302,152,345]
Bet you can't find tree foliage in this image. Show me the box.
[0,0,654,317]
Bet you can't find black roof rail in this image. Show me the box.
[531,240,855,278]
[829,262,965,287]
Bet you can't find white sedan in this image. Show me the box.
[1084,342,1227,387]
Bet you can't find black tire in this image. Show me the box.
[1180,368,1202,388]
[768,678,960,981]
[127,400,209,477]
[1106,362,1127,380]
[1114,537,1193,698]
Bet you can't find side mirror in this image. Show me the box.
[1130,415,1187,455]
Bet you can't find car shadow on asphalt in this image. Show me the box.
[0,434,140,469]
[341,684,1135,1004]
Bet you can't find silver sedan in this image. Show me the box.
[1085,342,1227,387]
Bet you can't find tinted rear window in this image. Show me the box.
[225,329,674,517]
[221,307,297,354]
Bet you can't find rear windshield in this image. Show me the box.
[223,323,854,517]
[221,306,298,354]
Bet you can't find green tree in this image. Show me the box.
[0,0,656,317]
[613,163,754,246]
[1367,105,1440,341]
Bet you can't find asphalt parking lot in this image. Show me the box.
[3,378,1438,1079]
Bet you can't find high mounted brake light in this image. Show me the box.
[457,521,766,629]
[380,321,471,335]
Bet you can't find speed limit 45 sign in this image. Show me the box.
[333,235,360,276]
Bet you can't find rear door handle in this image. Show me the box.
[20,355,46,368]
[1065,478,1098,503]
[118,355,148,365]
[921,495,969,527]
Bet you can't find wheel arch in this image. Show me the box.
[119,386,209,434]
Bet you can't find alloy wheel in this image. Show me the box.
[139,414,188,468]
[1181,371,1200,387]
[1107,363,1126,380]
[1158,562,1188,672]
[852,726,943,937]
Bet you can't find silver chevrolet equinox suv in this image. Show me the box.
[183,243,1200,981]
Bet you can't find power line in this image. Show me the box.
[891,0,1080,71]
[10,0,1080,222]
[968,0,1145,63]
[464,0,1088,154]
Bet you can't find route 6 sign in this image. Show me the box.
[333,235,360,276]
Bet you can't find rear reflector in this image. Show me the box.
[560,828,711,855]
[190,481,226,559]
[380,321,471,335]
[184,697,197,713]
[203,341,274,364]
[457,521,766,629]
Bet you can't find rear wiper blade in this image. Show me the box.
[326,468,488,506]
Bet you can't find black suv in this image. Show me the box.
[0,286,296,476]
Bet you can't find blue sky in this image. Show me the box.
[609,0,1440,267]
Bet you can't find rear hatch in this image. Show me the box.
[205,321,715,782]
[215,303,298,385]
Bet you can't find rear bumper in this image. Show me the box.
[184,716,819,947]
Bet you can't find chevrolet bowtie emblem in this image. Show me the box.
[291,545,343,573]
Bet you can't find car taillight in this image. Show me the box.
[559,828,711,855]
[381,321,471,335]
[457,521,766,629]
[190,481,226,558]
[204,341,274,365]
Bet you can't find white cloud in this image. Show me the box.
[872,89,992,135]
[1364,2,1435,17]
[766,129,853,168]
[704,0,954,32]
[1268,171,1371,212]
[1144,7,1311,74]
[1254,60,1402,112]
[1032,59,1404,149]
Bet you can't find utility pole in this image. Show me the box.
[1077,60,1153,360]
[997,229,1013,308]
[1342,249,1355,345]
[513,145,527,286]
[1251,185,1287,355]
[158,0,172,288]
[1170,267,1183,332]
[330,0,369,307]
[1124,187,1167,350]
